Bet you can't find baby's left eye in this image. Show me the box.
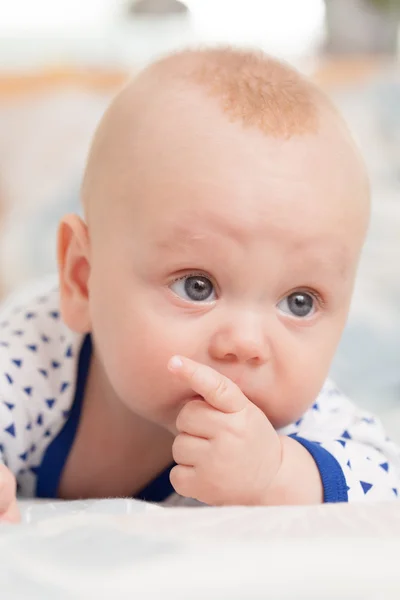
[170,275,216,303]
[277,291,316,318]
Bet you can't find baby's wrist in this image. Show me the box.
[261,435,324,506]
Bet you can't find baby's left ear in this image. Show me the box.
[57,214,91,333]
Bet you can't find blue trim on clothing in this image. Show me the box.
[290,435,349,503]
[36,334,175,502]
[36,334,92,498]
[136,462,175,502]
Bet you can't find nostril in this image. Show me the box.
[223,353,236,362]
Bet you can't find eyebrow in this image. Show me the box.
[292,242,352,279]
[153,216,353,279]
[154,214,251,252]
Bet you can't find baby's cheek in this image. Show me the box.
[114,319,177,393]
[268,347,329,428]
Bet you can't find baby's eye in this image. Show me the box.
[170,275,216,303]
[277,291,316,318]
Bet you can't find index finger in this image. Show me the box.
[168,356,248,414]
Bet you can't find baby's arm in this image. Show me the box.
[169,356,400,505]
[281,380,400,502]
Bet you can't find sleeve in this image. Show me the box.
[280,379,400,503]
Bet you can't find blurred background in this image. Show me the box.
[0,0,399,436]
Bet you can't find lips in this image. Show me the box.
[187,394,204,402]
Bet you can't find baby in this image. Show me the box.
[0,48,399,522]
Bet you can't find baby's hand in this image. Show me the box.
[0,464,20,523]
[168,356,282,506]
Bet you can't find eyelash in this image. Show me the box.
[171,271,218,292]
[169,274,325,310]
[284,288,325,309]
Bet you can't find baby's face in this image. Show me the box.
[86,96,368,432]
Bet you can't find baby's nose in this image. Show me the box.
[208,316,270,366]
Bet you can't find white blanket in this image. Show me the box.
[0,499,399,599]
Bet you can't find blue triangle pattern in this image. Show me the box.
[30,466,40,476]
[342,430,352,440]
[379,462,389,472]
[23,386,32,396]
[65,345,73,358]
[346,460,351,469]
[5,423,16,437]
[360,481,373,494]
[13,330,24,336]
[393,488,398,497]
[25,312,36,319]
[312,403,319,411]
[27,344,38,352]
[49,311,60,320]
[36,414,43,426]
[51,360,61,369]
[44,429,51,437]
[19,451,28,462]
[46,398,56,409]
[4,402,15,411]
[5,373,13,385]
[41,334,50,343]
[12,359,22,368]
[337,439,346,448]
[26,422,32,430]
[60,382,70,393]
[30,444,36,453]
[38,369,48,378]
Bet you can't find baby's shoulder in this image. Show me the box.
[0,278,84,460]
[0,276,83,385]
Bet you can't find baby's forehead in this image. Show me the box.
[82,48,369,235]
[143,205,355,282]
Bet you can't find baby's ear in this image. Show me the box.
[57,215,91,333]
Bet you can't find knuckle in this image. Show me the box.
[170,466,189,496]
[190,364,203,387]
[171,435,183,460]
[176,405,191,432]
[176,400,204,432]
[217,412,243,438]
[213,377,230,402]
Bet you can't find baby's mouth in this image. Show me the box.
[187,394,204,402]
[178,393,204,408]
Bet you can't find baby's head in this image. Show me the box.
[58,48,370,432]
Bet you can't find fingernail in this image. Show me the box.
[168,356,183,371]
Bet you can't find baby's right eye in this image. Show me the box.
[170,275,216,303]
